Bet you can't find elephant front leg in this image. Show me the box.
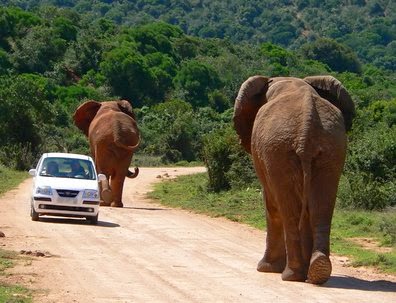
[99,177,113,206]
[257,189,286,273]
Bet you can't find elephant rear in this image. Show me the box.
[233,75,354,284]
[74,100,140,207]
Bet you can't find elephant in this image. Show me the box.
[73,100,140,207]
[233,75,355,284]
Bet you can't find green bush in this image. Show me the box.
[202,126,234,192]
[379,211,396,246]
[339,121,396,210]
[338,173,396,210]
[203,125,257,192]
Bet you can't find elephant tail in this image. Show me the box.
[299,159,311,231]
[127,167,139,178]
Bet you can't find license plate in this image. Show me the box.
[58,197,78,204]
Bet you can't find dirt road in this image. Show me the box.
[1,167,395,303]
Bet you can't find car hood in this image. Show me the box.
[35,176,99,191]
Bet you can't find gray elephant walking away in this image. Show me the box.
[233,76,355,284]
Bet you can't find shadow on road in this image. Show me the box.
[37,217,120,228]
[123,206,169,211]
[324,275,396,292]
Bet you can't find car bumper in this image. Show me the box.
[32,196,99,217]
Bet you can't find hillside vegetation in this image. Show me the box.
[2,0,395,72]
[0,2,394,211]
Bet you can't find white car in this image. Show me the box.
[29,152,106,224]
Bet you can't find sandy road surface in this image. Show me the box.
[0,167,395,303]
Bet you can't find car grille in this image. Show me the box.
[57,189,79,198]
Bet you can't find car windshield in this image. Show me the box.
[39,157,95,180]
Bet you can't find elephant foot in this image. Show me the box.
[110,201,123,208]
[257,258,285,273]
[281,266,306,282]
[101,189,113,204]
[306,251,332,285]
[100,200,111,206]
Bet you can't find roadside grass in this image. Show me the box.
[0,165,28,196]
[0,166,32,302]
[0,250,32,303]
[149,172,396,274]
[133,154,203,167]
[149,173,266,229]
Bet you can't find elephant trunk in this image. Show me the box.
[233,76,271,153]
[127,167,139,178]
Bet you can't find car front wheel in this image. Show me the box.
[86,214,98,225]
[31,206,39,221]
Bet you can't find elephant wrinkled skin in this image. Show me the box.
[233,76,355,284]
[73,100,140,207]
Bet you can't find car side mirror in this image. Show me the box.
[29,169,36,176]
[97,173,107,181]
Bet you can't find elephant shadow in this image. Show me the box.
[324,275,396,292]
[38,217,120,228]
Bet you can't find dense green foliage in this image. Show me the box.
[2,0,394,72]
[0,3,394,211]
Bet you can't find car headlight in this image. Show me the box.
[83,189,99,199]
[36,186,52,196]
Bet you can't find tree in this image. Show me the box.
[129,21,183,56]
[173,59,223,107]
[100,42,156,106]
[300,38,362,73]
[10,26,67,73]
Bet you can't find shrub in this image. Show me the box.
[203,125,257,192]
[339,122,396,210]
[379,211,396,246]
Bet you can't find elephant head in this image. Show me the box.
[233,76,271,154]
[233,75,355,153]
[303,76,355,131]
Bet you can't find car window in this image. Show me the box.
[39,157,95,180]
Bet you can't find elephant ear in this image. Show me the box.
[73,101,101,136]
[117,100,136,120]
[304,76,355,131]
[233,75,271,154]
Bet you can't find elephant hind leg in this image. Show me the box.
[307,251,332,284]
[257,190,286,273]
[257,225,286,273]
[278,190,308,282]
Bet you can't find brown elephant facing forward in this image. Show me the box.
[74,100,140,207]
[233,76,355,284]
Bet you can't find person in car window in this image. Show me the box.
[71,160,85,176]
[46,161,59,176]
